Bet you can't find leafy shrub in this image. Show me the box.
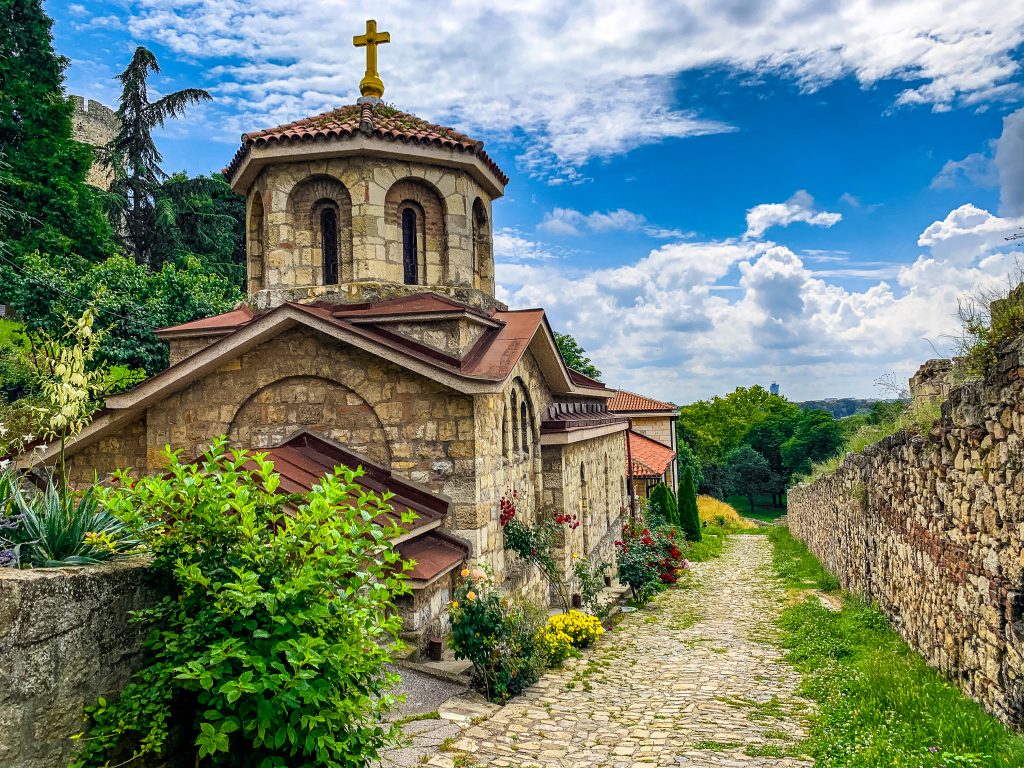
[955,279,1024,380]
[500,489,579,611]
[572,556,610,617]
[615,518,691,602]
[448,565,547,702]
[647,482,677,527]
[678,466,702,542]
[536,610,604,664]
[73,439,411,768]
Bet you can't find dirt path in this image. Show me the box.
[425,535,814,767]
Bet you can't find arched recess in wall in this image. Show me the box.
[471,197,492,292]
[286,176,354,285]
[384,178,448,285]
[247,192,265,295]
[227,375,391,465]
[511,377,537,451]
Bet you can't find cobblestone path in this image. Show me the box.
[430,535,814,768]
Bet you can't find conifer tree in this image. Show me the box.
[678,466,702,542]
[0,0,113,262]
[647,482,676,527]
[103,47,211,267]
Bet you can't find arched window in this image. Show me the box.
[320,207,339,285]
[471,198,490,289]
[501,403,509,457]
[511,392,520,452]
[247,192,265,295]
[580,463,588,512]
[520,401,529,454]
[402,207,418,285]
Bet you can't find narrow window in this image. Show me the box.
[511,392,519,453]
[580,463,588,512]
[501,405,509,457]
[402,207,418,285]
[520,401,529,454]
[321,207,339,285]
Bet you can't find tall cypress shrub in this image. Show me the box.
[678,466,702,542]
[0,0,113,262]
[647,482,674,527]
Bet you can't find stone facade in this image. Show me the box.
[630,415,674,448]
[788,334,1024,728]
[0,560,156,768]
[245,157,498,311]
[70,96,117,190]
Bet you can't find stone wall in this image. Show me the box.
[70,96,117,190]
[0,560,155,768]
[788,336,1024,728]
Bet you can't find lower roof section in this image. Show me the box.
[628,430,677,479]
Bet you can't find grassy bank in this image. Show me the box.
[727,494,787,523]
[768,527,1024,768]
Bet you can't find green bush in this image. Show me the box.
[678,466,702,542]
[647,482,677,527]
[73,439,411,768]
[448,565,547,702]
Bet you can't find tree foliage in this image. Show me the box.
[74,441,411,768]
[553,331,601,379]
[0,0,114,262]
[722,444,774,512]
[647,482,677,527]
[103,47,211,267]
[0,251,241,375]
[677,466,701,542]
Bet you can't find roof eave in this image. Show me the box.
[228,135,507,198]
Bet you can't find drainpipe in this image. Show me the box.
[625,418,636,518]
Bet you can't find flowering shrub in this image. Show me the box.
[448,565,546,702]
[536,610,604,664]
[615,519,691,602]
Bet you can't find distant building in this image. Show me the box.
[769,382,780,395]
[70,95,118,190]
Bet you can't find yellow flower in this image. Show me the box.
[451,601,459,609]
[460,568,470,577]
[466,591,477,601]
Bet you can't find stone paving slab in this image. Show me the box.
[429,535,814,767]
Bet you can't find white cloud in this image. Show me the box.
[100,1,1024,179]
[994,107,1024,216]
[497,203,1024,402]
[930,150,998,189]
[538,207,686,238]
[493,227,559,263]
[744,190,842,238]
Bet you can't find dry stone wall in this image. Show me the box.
[70,96,117,190]
[788,336,1024,728]
[0,560,156,768]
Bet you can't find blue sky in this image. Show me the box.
[50,1,1024,402]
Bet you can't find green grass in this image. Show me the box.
[769,528,1024,768]
[767,526,839,591]
[687,524,730,561]
[726,494,787,522]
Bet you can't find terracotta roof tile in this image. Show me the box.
[223,103,508,185]
[608,389,677,414]
[627,430,675,478]
[156,306,254,337]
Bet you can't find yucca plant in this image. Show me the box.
[10,481,139,567]
[0,466,23,567]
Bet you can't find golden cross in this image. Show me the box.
[353,19,391,99]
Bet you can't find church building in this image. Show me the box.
[18,23,659,650]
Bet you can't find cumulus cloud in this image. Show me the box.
[98,0,1024,179]
[994,107,1024,216]
[743,190,842,239]
[493,227,559,263]
[497,203,1024,401]
[538,207,686,238]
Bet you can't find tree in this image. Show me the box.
[553,331,601,379]
[151,173,246,291]
[647,482,677,527]
[677,465,701,542]
[722,445,774,513]
[0,0,114,262]
[104,47,211,267]
[676,439,703,490]
[0,251,241,375]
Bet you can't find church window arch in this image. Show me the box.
[471,197,491,290]
[286,176,353,286]
[315,201,340,285]
[501,402,509,457]
[511,390,520,453]
[580,463,589,513]
[520,401,529,454]
[385,178,448,284]
[247,192,265,295]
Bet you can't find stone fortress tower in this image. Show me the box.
[70,95,118,190]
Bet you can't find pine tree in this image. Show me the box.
[647,482,676,527]
[0,0,113,262]
[678,466,702,542]
[104,47,210,267]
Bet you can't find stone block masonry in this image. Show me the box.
[71,96,118,191]
[788,334,1024,729]
[0,559,157,768]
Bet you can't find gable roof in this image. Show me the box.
[628,430,676,478]
[608,389,678,414]
[223,102,507,187]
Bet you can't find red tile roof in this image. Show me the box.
[628,430,676,478]
[223,102,508,185]
[154,293,550,384]
[608,390,677,414]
